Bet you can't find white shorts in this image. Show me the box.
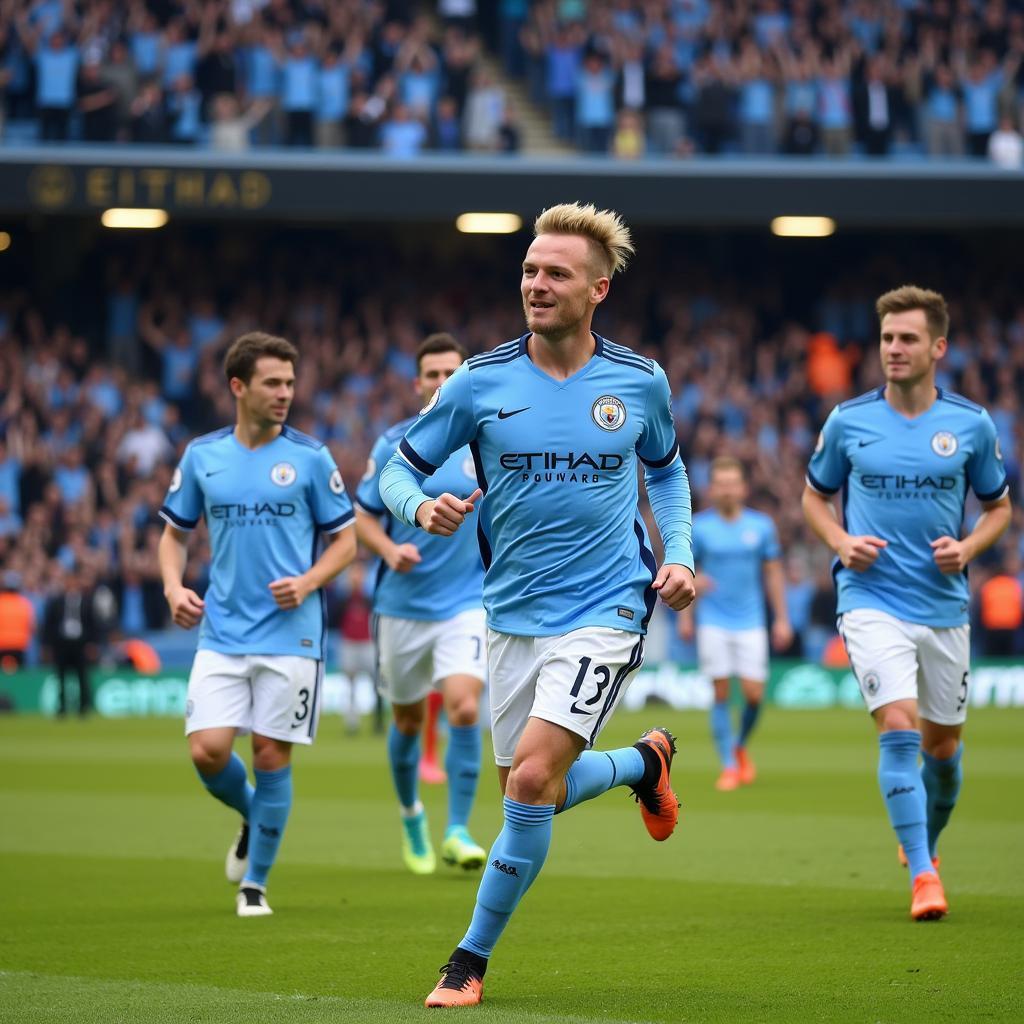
[696,625,769,683]
[376,608,486,706]
[488,627,645,767]
[185,650,323,744]
[838,608,971,726]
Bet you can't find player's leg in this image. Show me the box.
[699,625,740,789]
[420,690,447,784]
[237,655,319,914]
[435,609,488,868]
[377,615,438,873]
[734,628,769,784]
[185,651,255,883]
[427,718,579,1008]
[439,674,485,869]
[917,623,970,864]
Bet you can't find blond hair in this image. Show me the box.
[876,285,949,341]
[533,202,635,277]
[710,455,745,480]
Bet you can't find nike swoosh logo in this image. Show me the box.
[497,407,530,420]
[857,439,883,448]
[205,469,227,477]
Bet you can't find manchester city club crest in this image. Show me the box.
[592,395,627,431]
[931,431,958,457]
[862,671,881,697]
[169,466,182,493]
[271,462,297,486]
[329,469,344,494]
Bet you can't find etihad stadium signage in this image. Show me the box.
[4,661,1024,717]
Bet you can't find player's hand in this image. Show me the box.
[931,535,969,574]
[838,534,887,572]
[386,543,422,573]
[677,614,695,643]
[269,574,313,610]
[771,619,794,652]
[693,572,715,596]
[166,585,205,629]
[416,488,483,536]
[653,564,696,611]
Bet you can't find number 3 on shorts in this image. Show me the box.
[294,687,310,724]
[568,656,612,716]
[956,671,968,714]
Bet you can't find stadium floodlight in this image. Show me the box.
[100,208,169,229]
[0,232,10,252]
[455,212,523,234]
[770,216,836,237]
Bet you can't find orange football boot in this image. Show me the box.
[735,746,756,785]
[911,871,948,921]
[630,727,681,841]
[425,961,484,1008]
[897,844,940,871]
[715,767,741,791]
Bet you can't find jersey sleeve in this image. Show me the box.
[636,365,681,469]
[310,445,356,533]
[159,443,203,531]
[968,410,1009,502]
[762,516,783,561]
[398,364,478,475]
[806,407,849,495]
[354,434,393,516]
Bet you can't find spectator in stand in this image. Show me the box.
[644,44,686,156]
[338,560,377,734]
[77,58,118,141]
[854,54,898,157]
[463,67,505,150]
[432,94,462,150]
[736,42,777,155]
[42,566,98,716]
[380,101,427,158]
[316,43,350,147]
[19,20,80,141]
[278,32,317,147]
[979,555,1023,656]
[575,50,615,153]
[545,23,583,141]
[611,107,644,159]
[988,114,1024,168]
[129,76,167,142]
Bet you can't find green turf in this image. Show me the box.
[1,708,1022,1023]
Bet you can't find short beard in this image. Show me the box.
[523,301,584,342]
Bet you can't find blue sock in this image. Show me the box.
[387,723,420,811]
[197,751,253,819]
[460,797,554,959]
[445,724,481,832]
[737,701,762,748]
[878,730,930,883]
[711,700,737,769]
[557,747,645,813]
[244,765,292,887]
[921,744,963,860]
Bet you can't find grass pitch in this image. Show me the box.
[1,707,1021,1023]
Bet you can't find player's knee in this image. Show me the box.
[446,694,478,727]
[190,738,230,776]
[876,705,916,733]
[392,707,423,735]
[924,735,960,761]
[506,759,558,805]
[251,735,291,771]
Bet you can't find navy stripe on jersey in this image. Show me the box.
[158,504,199,530]
[633,519,659,628]
[307,659,324,739]
[839,388,884,411]
[589,637,645,744]
[469,439,492,569]
[638,441,679,469]
[976,479,1009,502]
[603,350,655,376]
[468,340,521,369]
[191,425,234,448]
[318,510,355,533]
[468,351,520,372]
[806,468,840,496]
[355,496,387,516]
[603,340,654,373]
[399,438,438,475]
[281,424,324,450]
[939,389,984,414]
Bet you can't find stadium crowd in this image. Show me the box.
[0,0,520,153]
[3,1,1024,163]
[506,0,1024,160]
[1,230,1023,671]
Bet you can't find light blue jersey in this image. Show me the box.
[692,507,781,629]
[807,387,1007,627]
[379,334,694,637]
[160,425,355,659]
[356,417,484,621]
